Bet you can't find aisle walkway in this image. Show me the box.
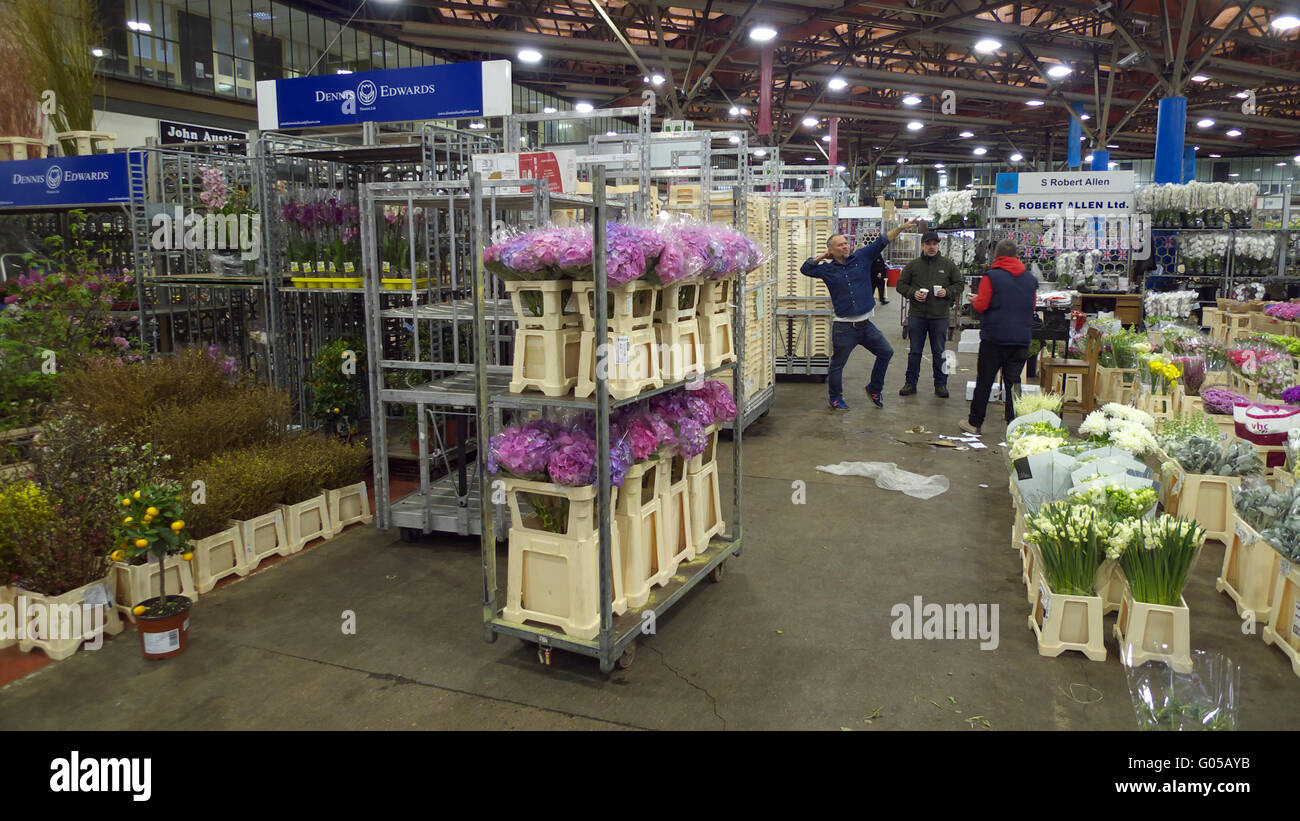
[2,302,1296,730]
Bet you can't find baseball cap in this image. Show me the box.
[921,230,941,243]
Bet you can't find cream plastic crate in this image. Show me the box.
[281,493,331,553]
[1020,540,1039,605]
[699,312,737,370]
[571,280,655,334]
[238,509,292,569]
[575,327,662,399]
[1095,559,1126,615]
[327,481,373,533]
[55,130,116,155]
[1028,569,1107,662]
[1094,367,1139,404]
[1173,473,1241,544]
[1114,590,1193,673]
[0,586,13,648]
[699,277,735,316]
[505,280,581,330]
[1262,557,1300,677]
[616,461,667,603]
[111,556,198,623]
[688,459,724,551]
[687,424,721,474]
[502,479,625,640]
[1217,518,1281,622]
[660,456,696,575]
[13,574,124,661]
[191,524,248,595]
[655,318,704,382]
[655,282,700,324]
[511,327,582,397]
[0,137,47,161]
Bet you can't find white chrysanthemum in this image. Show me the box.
[1112,424,1158,455]
[1079,411,1110,438]
[1008,434,1066,461]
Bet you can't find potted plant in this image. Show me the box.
[111,483,195,659]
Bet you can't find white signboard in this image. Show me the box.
[1002,171,1135,194]
[995,194,1136,215]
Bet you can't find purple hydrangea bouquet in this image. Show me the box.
[1264,302,1300,321]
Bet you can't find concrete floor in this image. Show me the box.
[2,300,1297,731]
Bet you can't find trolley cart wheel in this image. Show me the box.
[709,561,727,583]
[399,527,420,543]
[617,641,637,670]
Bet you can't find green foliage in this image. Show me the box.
[0,478,112,596]
[141,385,290,470]
[308,337,366,437]
[111,482,191,565]
[58,347,237,433]
[0,481,52,583]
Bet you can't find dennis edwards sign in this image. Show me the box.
[0,153,135,207]
[256,61,512,129]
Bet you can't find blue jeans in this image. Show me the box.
[829,321,893,401]
[904,316,951,388]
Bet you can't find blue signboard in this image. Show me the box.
[0,152,136,208]
[257,61,512,130]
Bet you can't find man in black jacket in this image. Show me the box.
[896,230,963,397]
[871,254,890,305]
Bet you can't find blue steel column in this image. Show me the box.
[1183,146,1197,183]
[1067,102,1084,168]
[1089,149,1109,170]
[1154,97,1188,184]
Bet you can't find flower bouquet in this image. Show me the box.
[1264,302,1300,321]
[1155,411,1220,449]
[1144,355,1182,395]
[1012,391,1064,417]
[1109,514,1206,606]
[1078,404,1159,455]
[1069,482,1158,519]
[1024,502,1111,596]
[926,190,978,230]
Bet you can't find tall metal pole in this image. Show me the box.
[593,166,613,667]
[471,172,497,636]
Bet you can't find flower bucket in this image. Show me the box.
[1176,473,1241,545]
[1094,559,1126,616]
[191,524,248,595]
[1216,518,1280,622]
[237,509,292,569]
[1262,558,1300,677]
[660,455,694,579]
[13,574,124,661]
[1028,570,1107,662]
[571,280,655,333]
[136,596,193,660]
[1114,590,1192,673]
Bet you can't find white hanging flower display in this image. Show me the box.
[925,190,977,228]
[1137,182,1258,229]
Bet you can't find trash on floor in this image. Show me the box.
[814,461,950,499]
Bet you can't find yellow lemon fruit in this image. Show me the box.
[121,498,132,507]
[182,552,193,561]
[134,538,148,549]
[132,605,147,616]
[171,520,185,532]
[146,506,159,517]
[110,550,125,562]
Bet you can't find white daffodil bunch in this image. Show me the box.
[1105,517,1141,560]
[1009,433,1068,461]
[926,190,976,224]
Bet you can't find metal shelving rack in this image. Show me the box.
[472,167,745,673]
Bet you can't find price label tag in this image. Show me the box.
[382,261,391,274]
[1040,585,1051,623]
[143,628,180,654]
[1281,559,1293,579]
[624,295,634,316]
[82,584,110,607]
[344,262,356,273]
[290,261,300,274]
[615,335,630,365]
[1292,602,1300,641]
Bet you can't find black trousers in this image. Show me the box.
[969,340,1030,427]
[872,270,887,301]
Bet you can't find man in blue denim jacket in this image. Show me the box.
[802,219,918,410]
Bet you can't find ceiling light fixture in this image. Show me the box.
[1278,162,1287,166]
[542,106,557,114]
[1226,129,1242,137]
[973,146,987,155]
[1229,172,1240,177]
[1235,91,1250,99]
[897,157,908,164]
[1009,152,1023,162]
[469,121,486,129]
[802,116,819,127]
[755,149,767,157]
[750,26,778,42]
[821,134,832,142]
[901,95,922,106]
[828,77,848,90]
[1108,161,1118,168]
[1272,14,1300,29]
[575,102,594,113]
[517,48,542,63]
[1190,74,1210,82]
[1209,153,1221,158]
[974,38,1002,53]
[906,121,923,130]
[1107,143,1119,148]
[651,74,665,86]
[1197,118,1215,128]
[1084,153,1094,163]
[959,131,974,138]
[336,69,352,75]
[740,107,750,115]
[606,130,617,136]
[933,163,945,169]
[1025,99,1045,107]
[729,106,740,116]
[804,156,816,161]
[126,20,151,32]
[1047,64,1072,78]
[1080,113,1091,120]
[729,135,741,144]
[91,47,104,57]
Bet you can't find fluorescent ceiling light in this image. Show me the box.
[836,165,846,171]
[1226,129,1242,137]
[821,134,832,142]
[750,26,778,42]
[1278,162,1287,166]
[1047,64,1072,78]
[828,77,848,91]
[1190,74,1210,82]
[1209,153,1221,158]
[933,163,945,169]
[575,102,594,113]
[897,157,907,164]
[804,156,815,161]
[252,11,273,20]
[517,48,543,63]
[1009,153,1023,162]
[959,131,974,138]
[91,47,104,57]
[906,121,923,131]
[1108,162,1118,168]
[126,20,151,32]
[542,106,557,114]
[1107,144,1119,148]
[729,135,741,144]
[729,106,740,116]
[802,116,819,127]
[1229,172,1240,177]
[1235,91,1250,99]
[901,95,922,106]
[1196,118,1215,128]
[1080,113,1091,120]
[974,38,1001,53]
[973,146,987,155]
[740,107,749,115]
[1025,99,1045,107]
[651,74,665,86]
[469,122,486,129]
[754,149,767,157]
[1084,154,1094,163]
[606,130,617,136]
[1273,15,1300,29]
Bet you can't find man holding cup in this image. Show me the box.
[896,230,964,397]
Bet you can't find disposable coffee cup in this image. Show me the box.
[917,288,929,298]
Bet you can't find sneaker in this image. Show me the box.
[935,385,950,398]
[899,384,917,396]
[829,398,850,411]
[866,391,884,409]
[958,419,981,435]
[881,299,891,305]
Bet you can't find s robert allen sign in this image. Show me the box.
[256,61,512,129]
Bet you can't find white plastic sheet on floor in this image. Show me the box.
[814,461,950,499]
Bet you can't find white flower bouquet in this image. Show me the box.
[1108,514,1206,605]
[1079,404,1159,455]
[925,190,979,229]
[1024,501,1112,596]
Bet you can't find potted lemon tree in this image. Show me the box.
[111,483,195,659]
